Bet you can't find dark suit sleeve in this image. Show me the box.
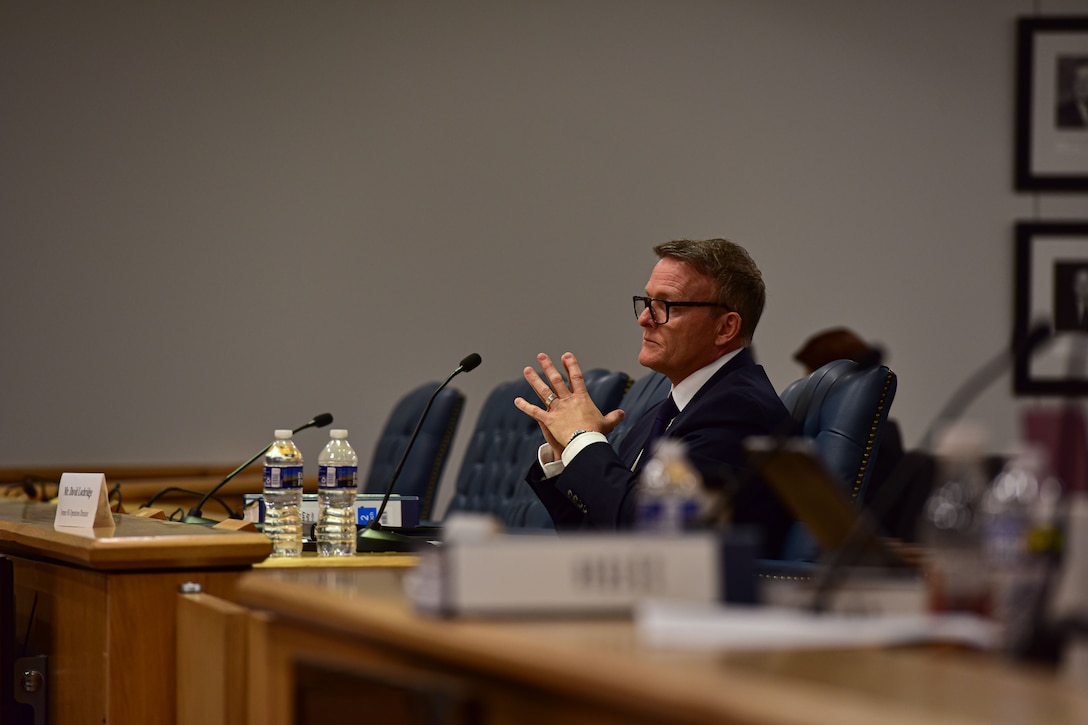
[544,442,644,527]
[525,459,592,528]
[525,414,651,529]
[524,355,797,558]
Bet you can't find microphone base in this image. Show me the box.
[356,526,422,553]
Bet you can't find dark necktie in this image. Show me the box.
[640,395,679,463]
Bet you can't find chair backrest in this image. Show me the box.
[776,360,898,561]
[363,382,465,520]
[607,370,671,450]
[444,369,631,529]
[779,359,856,425]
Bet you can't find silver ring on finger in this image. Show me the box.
[545,393,557,407]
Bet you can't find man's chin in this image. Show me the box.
[638,348,661,370]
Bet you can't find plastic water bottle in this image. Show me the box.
[983,447,1063,657]
[263,429,304,557]
[316,429,359,556]
[919,424,991,615]
[634,439,705,532]
[983,448,1041,647]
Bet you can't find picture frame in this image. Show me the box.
[1014,221,1088,395]
[1015,16,1088,191]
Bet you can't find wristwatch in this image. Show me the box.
[567,429,589,445]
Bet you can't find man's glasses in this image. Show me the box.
[632,296,732,325]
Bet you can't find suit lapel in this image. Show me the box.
[623,349,756,471]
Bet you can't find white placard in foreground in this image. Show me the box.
[54,472,115,530]
[636,599,997,651]
[406,527,723,616]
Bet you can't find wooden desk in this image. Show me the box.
[229,569,1088,725]
[178,558,418,725]
[254,552,418,570]
[0,464,265,519]
[0,501,272,725]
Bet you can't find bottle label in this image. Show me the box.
[264,465,304,490]
[318,465,358,490]
[634,496,699,532]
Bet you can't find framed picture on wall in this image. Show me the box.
[1015,221,1088,395]
[1015,16,1088,191]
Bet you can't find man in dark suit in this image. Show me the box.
[514,238,795,557]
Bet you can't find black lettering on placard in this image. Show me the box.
[572,554,666,594]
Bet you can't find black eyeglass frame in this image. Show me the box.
[632,295,733,325]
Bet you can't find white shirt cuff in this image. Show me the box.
[561,431,608,467]
[536,432,608,479]
[538,443,566,479]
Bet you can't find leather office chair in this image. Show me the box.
[363,382,465,521]
[775,359,898,561]
[444,369,631,529]
[779,360,856,428]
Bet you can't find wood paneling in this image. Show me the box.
[0,501,271,725]
[177,592,251,725]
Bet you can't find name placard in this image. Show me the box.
[406,527,752,616]
[54,472,115,530]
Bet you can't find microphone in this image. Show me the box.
[356,353,482,553]
[298,412,335,432]
[180,412,334,526]
[918,320,1053,451]
[807,321,1054,613]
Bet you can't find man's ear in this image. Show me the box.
[715,311,743,347]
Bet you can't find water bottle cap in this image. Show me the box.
[330,429,348,439]
[274,429,293,439]
[652,438,687,459]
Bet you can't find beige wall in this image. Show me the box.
[2,0,1087,516]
